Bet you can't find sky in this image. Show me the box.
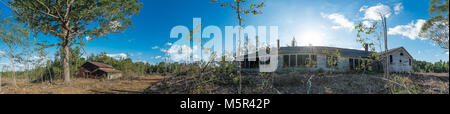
[0,0,448,69]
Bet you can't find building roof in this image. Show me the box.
[242,46,413,59]
[88,62,114,68]
[278,46,372,57]
[378,47,413,59]
[97,68,121,73]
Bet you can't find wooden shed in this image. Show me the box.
[77,62,122,79]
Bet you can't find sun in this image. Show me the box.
[298,30,325,46]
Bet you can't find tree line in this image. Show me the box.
[412,60,449,73]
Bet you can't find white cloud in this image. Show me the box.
[321,13,355,31]
[160,48,167,53]
[166,42,173,46]
[361,3,392,20]
[446,52,449,55]
[106,53,128,60]
[0,62,8,66]
[86,36,92,41]
[394,3,404,15]
[167,44,192,61]
[152,46,159,49]
[388,19,426,40]
[151,56,162,59]
[359,5,368,12]
[362,20,372,27]
[0,50,3,55]
[29,56,50,61]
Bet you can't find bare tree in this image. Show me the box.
[0,16,30,87]
[211,0,265,94]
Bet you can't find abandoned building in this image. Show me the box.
[241,40,413,73]
[77,62,122,79]
[378,47,413,72]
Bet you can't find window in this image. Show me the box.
[327,56,338,68]
[290,55,296,67]
[399,60,402,63]
[305,55,310,66]
[355,59,360,68]
[349,58,354,70]
[283,55,289,67]
[296,55,302,67]
[409,59,412,66]
[400,53,404,56]
[310,55,317,68]
[260,57,270,65]
[389,55,393,64]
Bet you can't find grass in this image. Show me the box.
[0,75,165,94]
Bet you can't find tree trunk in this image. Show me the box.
[237,2,242,94]
[10,58,16,87]
[63,44,71,82]
[383,16,389,79]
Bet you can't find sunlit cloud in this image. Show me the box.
[151,56,162,59]
[321,13,355,31]
[167,44,192,61]
[388,19,426,40]
[394,3,403,15]
[106,53,128,60]
[152,46,159,49]
[361,3,392,20]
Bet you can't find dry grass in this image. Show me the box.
[0,75,165,94]
[272,72,448,94]
[0,72,448,94]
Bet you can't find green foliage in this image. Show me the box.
[0,15,31,85]
[9,0,143,82]
[420,0,449,49]
[355,21,382,60]
[211,0,265,23]
[412,59,449,73]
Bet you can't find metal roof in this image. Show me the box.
[278,46,372,57]
[88,62,114,68]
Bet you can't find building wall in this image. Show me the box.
[276,54,355,72]
[388,49,412,72]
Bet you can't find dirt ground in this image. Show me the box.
[0,73,448,94]
[0,76,165,94]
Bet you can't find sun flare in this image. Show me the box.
[298,30,325,46]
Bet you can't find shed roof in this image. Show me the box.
[378,47,413,59]
[97,68,121,73]
[88,62,114,68]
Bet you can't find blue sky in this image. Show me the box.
[0,0,448,67]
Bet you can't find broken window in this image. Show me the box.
[389,55,393,64]
[400,53,404,56]
[283,55,289,67]
[409,59,411,66]
[349,58,354,70]
[310,55,317,68]
[290,55,296,67]
[327,56,338,68]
